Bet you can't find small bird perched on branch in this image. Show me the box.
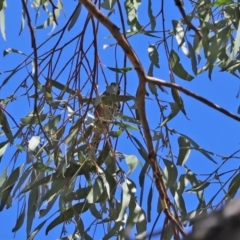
[91,82,121,151]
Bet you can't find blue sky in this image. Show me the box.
[0,1,240,239]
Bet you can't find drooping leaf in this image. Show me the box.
[226,173,240,199]
[86,177,104,204]
[0,141,8,160]
[101,0,117,9]
[171,88,187,116]
[0,0,6,40]
[68,3,82,31]
[125,155,139,175]
[177,136,191,166]
[12,203,26,232]
[160,102,180,126]
[178,132,217,164]
[169,50,194,81]
[172,20,189,56]
[163,159,178,187]
[0,109,13,143]
[147,0,156,31]
[148,45,160,68]
[45,202,90,235]
[147,186,153,222]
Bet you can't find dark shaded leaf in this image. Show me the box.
[169,50,194,80]
[12,203,26,232]
[45,202,90,235]
[0,109,13,143]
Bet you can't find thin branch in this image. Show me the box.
[146,76,240,122]
[21,0,51,144]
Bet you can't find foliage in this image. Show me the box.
[0,0,240,239]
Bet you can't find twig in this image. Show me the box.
[174,0,202,39]
[21,0,51,144]
[146,76,240,122]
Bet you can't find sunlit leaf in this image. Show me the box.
[186,181,210,192]
[3,48,25,56]
[172,20,189,56]
[148,45,160,68]
[0,109,13,143]
[163,159,178,187]
[28,136,41,152]
[125,155,139,175]
[177,136,191,166]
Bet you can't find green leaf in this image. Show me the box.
[108,129,123,137]
[101,0,117,9]
[115,179,132,221]
[160,102,180,126]
[21,114,48,125]
[148,45,160,68]
[163,159,178,187]
[36,0,63,29]
[147,186,152,222]
[125,155,139,175]
[45,202,90,235]
[27,173,39,234]
[177,136,191,166]
[186,181,210,192]
[27,219,49,240]
[0,109,13,143]
[0,0,6,40]
[6,165,24,189]
[171,88,187,116]
[86,178,104,204]
[226,174,240,199]
[44,115,61,131]
[0,166,7,188]
[172,20,189,56]
[169,50,194,81]
[178,133,217,164]
[68,3,82,31]
[147,0,156,31]
[0,141,8,161]
[213,0,233,7]
[12,203,26,232]
[46,78,76,95]
[115,122,139,131]
[107,66,133,73]
[32,162,54,172]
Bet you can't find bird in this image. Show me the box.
[91,82,121,152]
